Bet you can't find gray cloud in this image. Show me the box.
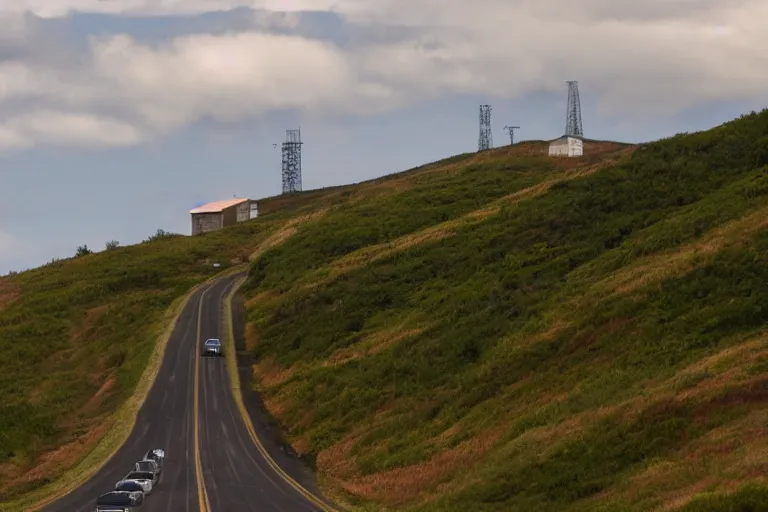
[0,1,765,150]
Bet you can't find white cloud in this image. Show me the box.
[0,0,766,150]
[0,110,143,149]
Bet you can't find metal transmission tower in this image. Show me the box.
[478,104,493,151]
[565,81,583,137]
[281,128,303,194]
[503,125,520,145]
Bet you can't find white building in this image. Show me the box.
[548,136,583,157]
[190,197,255,236]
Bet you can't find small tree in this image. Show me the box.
[144,228,179,243]
[75,245,92,257]
[105,240,120,251]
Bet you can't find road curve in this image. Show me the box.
[42,272,329,512]
[198,276,324,511]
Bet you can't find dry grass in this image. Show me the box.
[0,276,19,310]
[302,161,613,291]
[2,421,110,492]
[244,289,279,309]
[602,408,768,511]
[249,209,328,261]
[318,426,506,506]
[244,320,260,352]
[324,323,428,367]
[82,374,116,415]
[253,356,295,387]
[484,208,768,394]
[590,206,768,299]
[263,391,293,420]
[428,332,768,507]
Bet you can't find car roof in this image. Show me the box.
[96,491,133,505]
[126,471,154,479]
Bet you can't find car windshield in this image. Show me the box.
[126,471,153,480]
[97,493,131,505]
[205,340,220,346]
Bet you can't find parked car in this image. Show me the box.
[202,338,222,357]
[118,471,155,494]
[95,489,143,510]
[143,448,165,472]
[114,480,145,496]
[134,459,160,481]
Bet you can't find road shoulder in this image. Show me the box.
[223,276,342,511]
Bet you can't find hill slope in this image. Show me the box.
[238,112,768,511]
[1,111,767,510]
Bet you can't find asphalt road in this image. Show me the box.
[42,272,328,512]
[198,276,322,511]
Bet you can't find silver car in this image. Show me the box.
[134,459,160,482]
[143,448,165,472]
[202,338,222,357]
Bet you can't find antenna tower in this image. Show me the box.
[281,127,303,194]
[503,125,520,145]
[478,104,492,151]
[565,81,583,137]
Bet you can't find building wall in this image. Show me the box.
[191,199,252,235]
[220,203,238,227]
[191,212,223,235]
[548,137,583,157]
[236,201,249,222]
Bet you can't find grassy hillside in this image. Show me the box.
[240,111,768,511]
[2,109,767,511]
[0,220,296,501]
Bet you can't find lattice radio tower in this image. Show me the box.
[281,127,303,194]
[565,81,583,137]
[478,104,492,151]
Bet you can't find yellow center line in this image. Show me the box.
[194,287,212,512]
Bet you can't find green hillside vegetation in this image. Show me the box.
[0,110,766,511]
[240,112,768,511]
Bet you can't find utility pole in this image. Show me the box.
[503,125,520,145]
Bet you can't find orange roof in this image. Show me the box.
[189,197,248,214]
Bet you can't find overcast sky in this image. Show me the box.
[1,1,767,274]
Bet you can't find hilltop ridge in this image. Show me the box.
[1,111,767,511]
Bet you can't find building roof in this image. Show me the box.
[550,135,584,142]
[189,197,248,214]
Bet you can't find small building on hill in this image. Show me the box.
[190,197,256,235]
[548,136,583,157]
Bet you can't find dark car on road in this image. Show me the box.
[118,471,156,494]
[114,480,145,496]
[202,338,222,357]
[95,489,143,510]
